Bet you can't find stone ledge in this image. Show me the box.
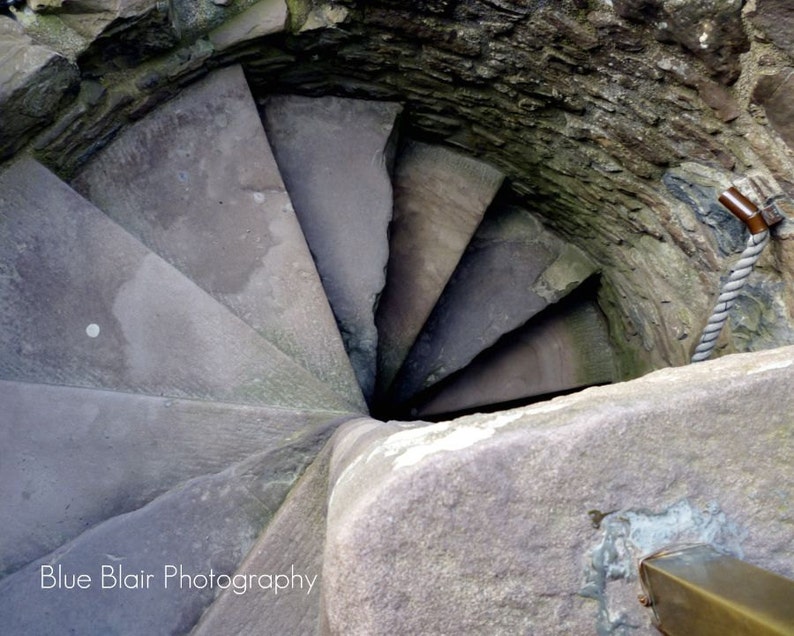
[323,346,794,634]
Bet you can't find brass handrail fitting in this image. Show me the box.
[638,544,794,635]
[719,187,769,234]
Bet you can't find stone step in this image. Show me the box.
[0,157,360,413]
[0,380,356,578]
[262,95,402,404]
[0,421,340,635]
[192,417,400,635]
[71,65,365,411]
[321,346,794,634]
[388,204,597,407]
[375,141,504,399]
[414,296,615,417]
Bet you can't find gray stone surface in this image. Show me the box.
[208,0,287,51]
[192,421,351,635]
[170,0,262,42]
[415,298,615,417]
[73,65,365,411]
[0,380,353,577]
[323,346,794,635]
[390,205,597,406]
[0,157,356,412]
[0,17,78,159]
[375,141,503,398]
[262,95,401,404]
[5,0,794,379]
[10,0,176,65]
[0,421,339,635]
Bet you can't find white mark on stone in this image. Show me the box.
[486,411,524,429]
[253,192,266,204]
[373,423,449,463]
[85,323,100,338]
[517,399,571,417]
[389,424,496,470]
[747,359,793,375]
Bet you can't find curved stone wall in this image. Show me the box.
[3,0,794,378]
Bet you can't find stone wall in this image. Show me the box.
[3,0,794,378]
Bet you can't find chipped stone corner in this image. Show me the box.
[581,499,746,635]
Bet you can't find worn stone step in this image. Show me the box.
[262,95,402,404]
[72,65,365,411]
[322,346,794,634]
[389,204,597,407]
[192,416,399,635]
[414,296,615,417]
[375,141,504,399]
[0,422,339,635]
[0,157,359,412]
[0,380,356,578]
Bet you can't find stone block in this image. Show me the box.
[73,66,364,410]
[0,17,78,159]
[0,158,356,412]
[415,297,615,418]
[323,346,794,634]
[170,0,261,42]
[208,0,287,51]
[0,422,337,635]
[0,380,353,576]
[191,420,354,635]
[390,205,597,407]
[375,141,504,397]
[263,95,402,403]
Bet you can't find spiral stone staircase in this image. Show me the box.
[0,62,616,633]
[2,2,794,635]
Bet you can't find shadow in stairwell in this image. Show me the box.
[374,275,615,421]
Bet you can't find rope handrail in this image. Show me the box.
[691,186,778,363]
[691,229,769,362]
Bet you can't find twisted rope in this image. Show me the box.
[691,230,769,362]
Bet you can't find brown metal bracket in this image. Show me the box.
[718,187,770,235]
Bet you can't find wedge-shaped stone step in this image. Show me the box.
[389,205,597,407]
[0,422,339,635]
[375,141,504,398]
[0,158,358,412]
[72,65,364,411]
[193,417,399,635]
[322,346,794,634]
[0,380,355,578]
[262,95,402,404]
[415,296,615,417]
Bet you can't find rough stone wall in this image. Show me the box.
[248,0,794,377]
[3,0,794,378]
